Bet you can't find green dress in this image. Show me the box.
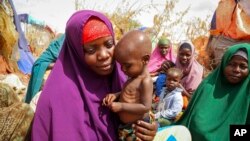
[25,34,65,103]
[176,43,250,141]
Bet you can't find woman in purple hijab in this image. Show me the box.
[31,10,157,141]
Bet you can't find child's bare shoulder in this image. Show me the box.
[141,75,153,86]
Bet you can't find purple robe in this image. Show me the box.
[32,10,126,141]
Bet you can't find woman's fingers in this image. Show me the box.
[135,132,154,141]
[133,121,157,141]
[102,98,107,106]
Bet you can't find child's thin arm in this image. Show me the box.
[178,83,192,98]
[119,77,153,114]
[102,92,121,106]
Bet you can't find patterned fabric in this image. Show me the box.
[82,17,111,44]
[0,83,34,141]
[118,112,154,141]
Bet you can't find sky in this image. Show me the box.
[14,0,220,34]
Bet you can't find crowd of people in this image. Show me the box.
[1,7,250,141]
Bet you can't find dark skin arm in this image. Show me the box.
[110,77,153,114]
[150,60,175,77]
[178,83,193,98]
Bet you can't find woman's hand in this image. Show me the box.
[133,120,157,141]
[161,60,175,73]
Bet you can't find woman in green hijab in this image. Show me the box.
[176,43,250,141]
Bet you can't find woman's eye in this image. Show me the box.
[105,40,114,48]
[85,48,96,54]
[240,64,248,70]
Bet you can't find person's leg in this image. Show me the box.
[157,118,172,127]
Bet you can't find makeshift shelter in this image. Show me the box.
[207,0,250,68]
[1,0,53,74]
[8,0,35,74]
[0,0,18,74]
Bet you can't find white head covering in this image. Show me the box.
[234,50,248,60]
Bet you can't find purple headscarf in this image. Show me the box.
[32,10,126,141]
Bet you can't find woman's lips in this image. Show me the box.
[98,64,112,71]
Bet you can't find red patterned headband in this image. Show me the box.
[82,17,111,44]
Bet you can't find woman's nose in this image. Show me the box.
[97,48,109,60]
[233,65,240,73]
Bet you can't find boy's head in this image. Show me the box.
[115,30,152,77]
[166,67,183,91]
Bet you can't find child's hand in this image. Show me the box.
[187,89,194,94]
[102,93,117,106]
[110,102,122,112]
[152,95,159,103]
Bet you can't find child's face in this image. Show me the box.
[166,72,181,91]
[159,45,170,56]
[115,54,144,78]
[223,55,249,84]
[178,48,192,66]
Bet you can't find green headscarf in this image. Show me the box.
[176,43,250,141]
[158,37,170,46]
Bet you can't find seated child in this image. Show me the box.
[102,30,153,141]
[154,67,183,127]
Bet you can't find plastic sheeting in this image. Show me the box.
[9,0,35,74]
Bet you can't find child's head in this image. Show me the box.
[158,37,171,56]
[115,30,152,77]
[166,67,183,91]
[178,42,193,66]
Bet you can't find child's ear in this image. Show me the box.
[142,55,150,64]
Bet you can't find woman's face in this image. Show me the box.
[223,55,249,84]
[159,45,170,56]
[178,48,192,66]
[83,36,115,75]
